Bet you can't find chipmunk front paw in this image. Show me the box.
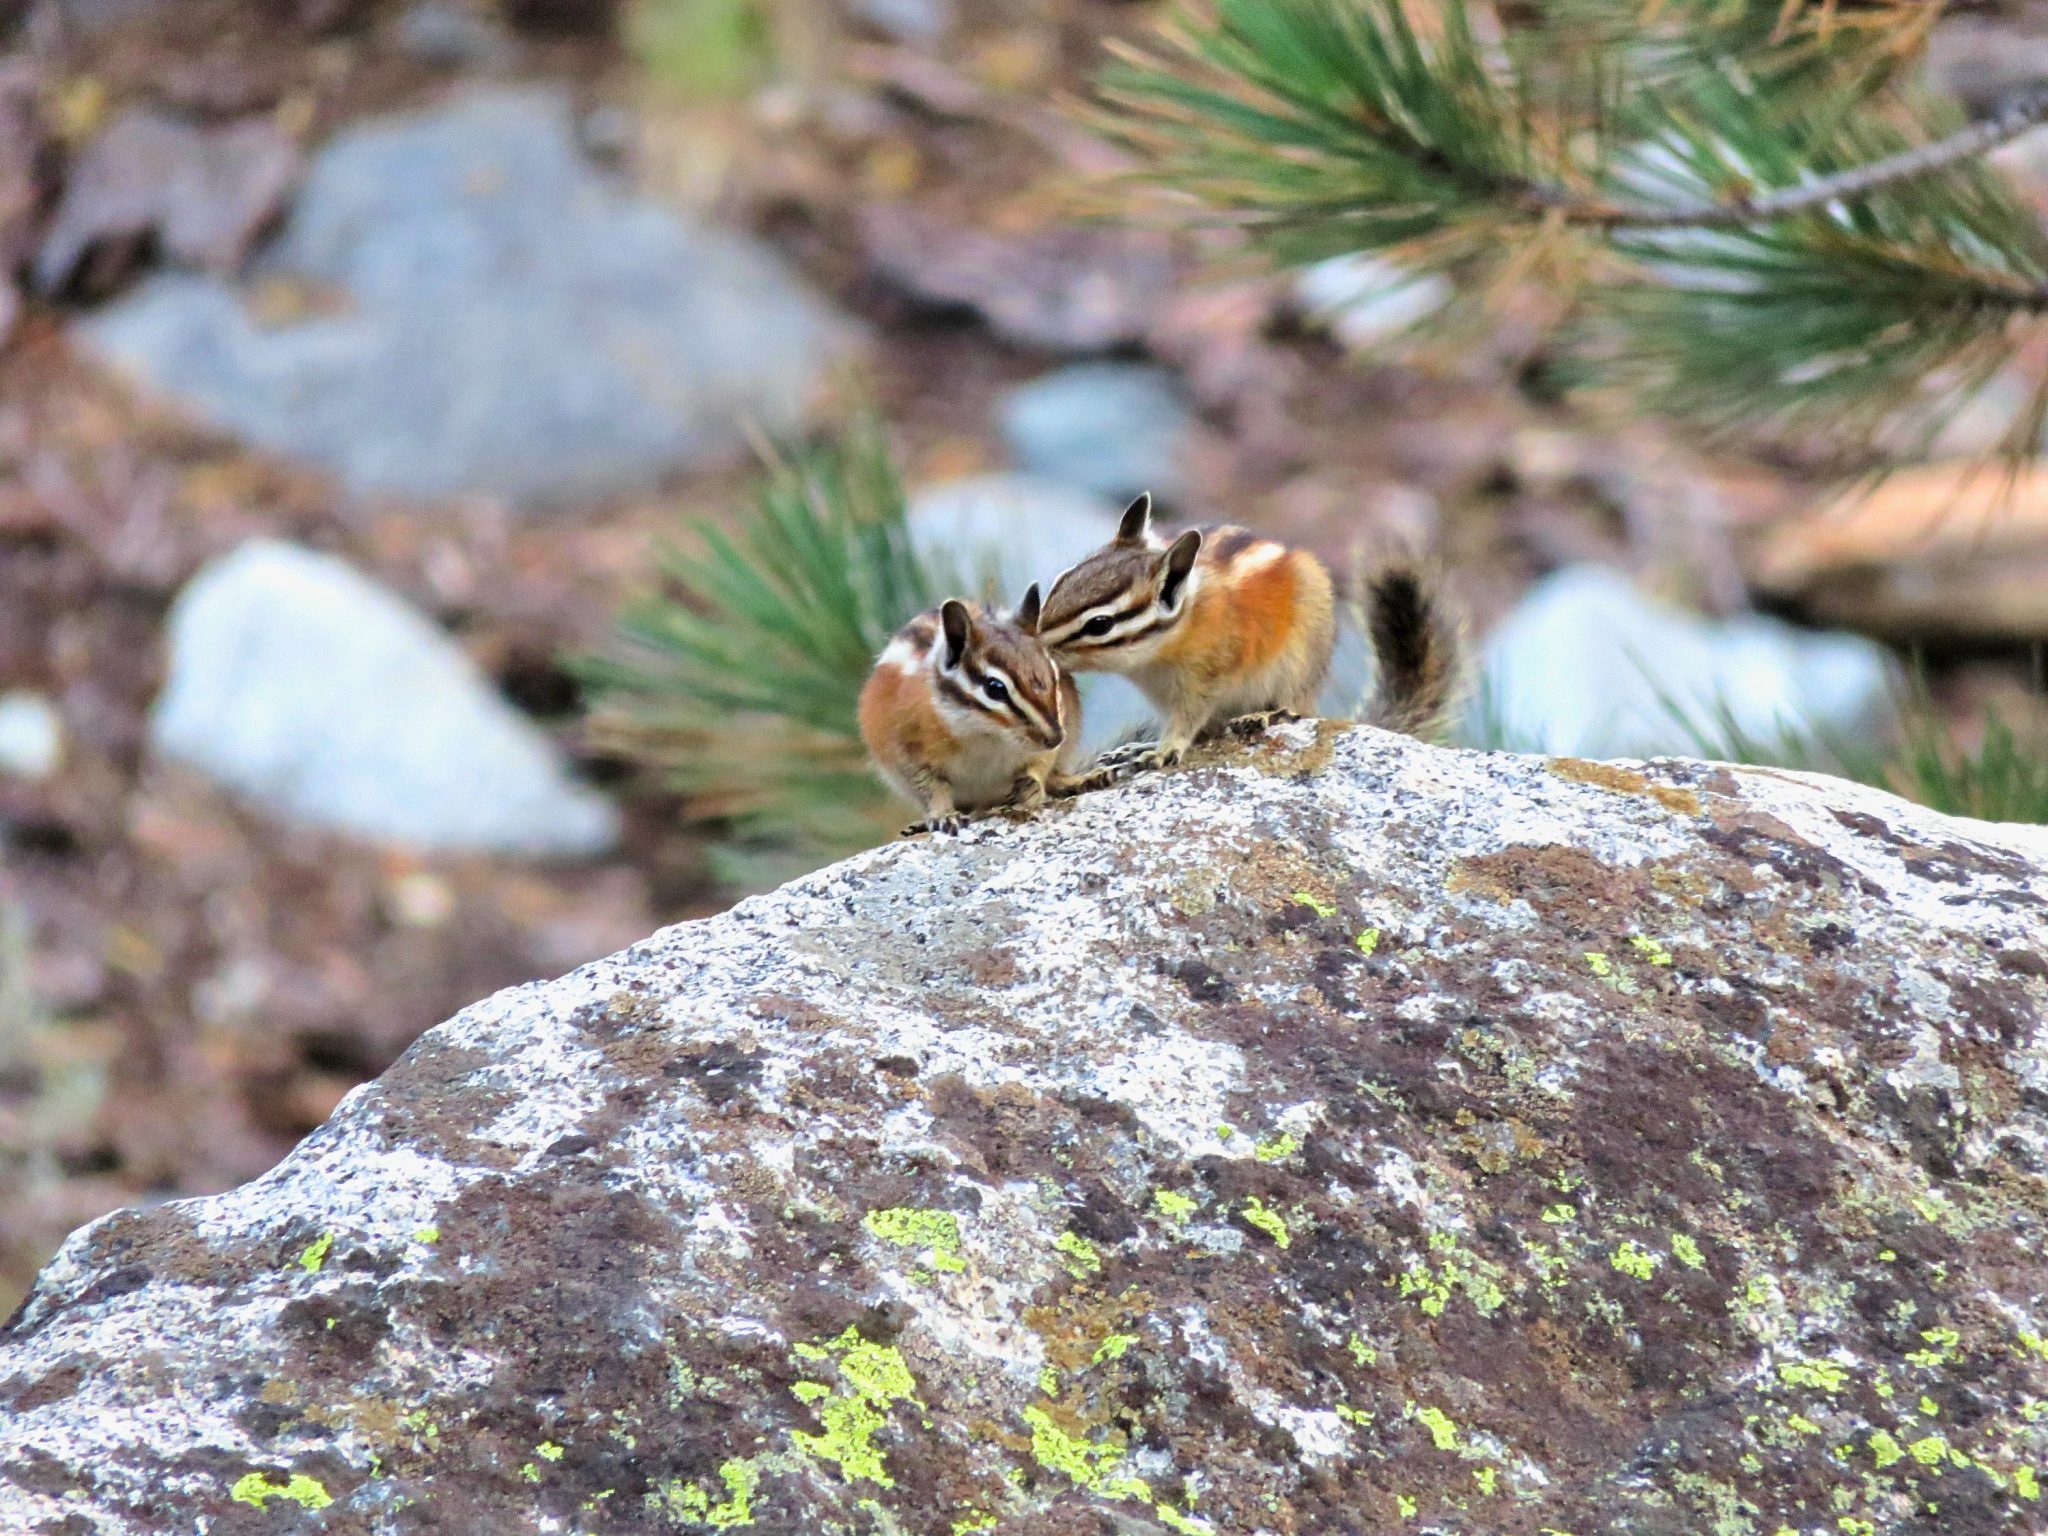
[1093,740,1157,771]
[902,812,968,837]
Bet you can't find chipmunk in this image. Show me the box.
[1035,493,1461,767]
[859,585,1110,836]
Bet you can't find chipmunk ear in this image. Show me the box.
[939,599,974,670]
[1116,492,1154,545]
[1160,528,1203,611]
[1014,582,1042,635]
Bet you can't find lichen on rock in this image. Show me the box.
[2,723,2046,1534]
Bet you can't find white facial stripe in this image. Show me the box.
[878,635,922,672]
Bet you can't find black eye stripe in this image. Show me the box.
[1057,599,1151,640]
[943,670,1047,726]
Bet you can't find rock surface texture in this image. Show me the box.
[3,725,2047,1535]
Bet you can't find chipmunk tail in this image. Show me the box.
[1360,557,1466,742]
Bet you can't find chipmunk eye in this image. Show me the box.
[1083,615,1116,637]
[984,678,1009,701]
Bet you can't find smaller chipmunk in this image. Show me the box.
[1036,493,1460,766]
[859,586,1109,835]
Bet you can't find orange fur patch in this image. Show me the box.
[1158,541,1300,678]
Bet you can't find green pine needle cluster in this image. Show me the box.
[577,420,941,884]
[1103,0,2048,459]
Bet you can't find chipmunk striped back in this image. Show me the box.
[1039,493,1463,766]
[1038,494,1336,764]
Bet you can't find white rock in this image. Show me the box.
[1466,563,1896,758]
[1295,253,1452,350]
[0,692,61,781]
[147,540,617,855]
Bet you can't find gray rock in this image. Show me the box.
[147,539,617,855]
[0,692,61,781]
[1467,562,1895,757]
[390,1,515,67]
[998,362,1193,504]
[81,87,857,507]
[5,724,2047,1534]
[851,0,951,43]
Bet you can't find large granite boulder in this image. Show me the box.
[2,725,2046,1535]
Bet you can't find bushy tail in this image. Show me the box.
[1361,558,1465,741]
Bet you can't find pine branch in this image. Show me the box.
[1101,0,2048,457]
[576,418,940,881]
[1592,81,2048,230]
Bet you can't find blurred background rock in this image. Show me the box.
[2,0,2046,1312]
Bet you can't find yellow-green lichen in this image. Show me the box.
[1870,1431,1905,1469]
[651,1458,760,1528]
[1055,1230,1102,1279]
[1610,1241,1659,1280]
[1779,1360,1849,1394]
[1020,1405,1210,1529]
[1356,928,1380,955]
[1038,1365,1059,1396]
[1151,1190,1198,1226]
[1671,1232,1706,1270]
[1413,1404,1460,1452]
[231,1472,333,1511]
[1583,952,1613,978]
[952,1515,997,1535]
[1541,1204,1576,1224]
[1347,1332,1377,1366]
[1908,1434,1955,1467]
[789,1327,921,1488]
[1092,1333,1139,1365]
[1397,1493,1419,1518]
[1240,1197,1290,1248]
[1904,1326,1960,1368]
[1254,1132,1300,1163]
[295,1233,333,1274]
[865,1207,967,1275]
[1397,1233,1509,1318]
[2016,1466,2040,1500]
[536,1440,564,1461]
[1021,1406,1149,1501]
[1628,935,1674,966]
[1292,891,1338,918]
[411,1226,440,1245]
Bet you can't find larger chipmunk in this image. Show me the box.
[1036,493,1461,767]
[859,585,1109,835]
